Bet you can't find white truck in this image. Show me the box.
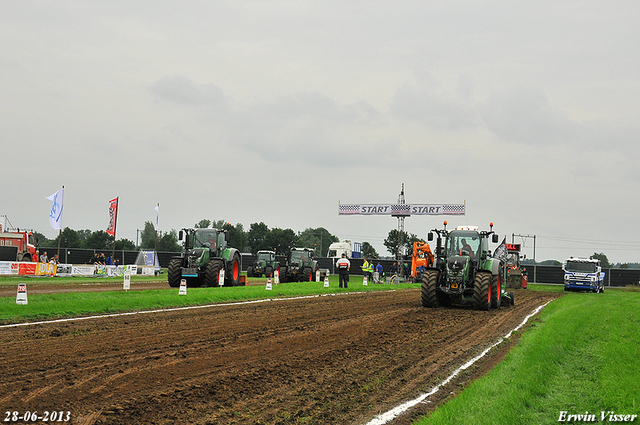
[326,240,361,259]
[563,257,605,293]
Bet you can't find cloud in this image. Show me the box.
[480,88,576,146]
[390,81,477,131]
[149,75,229,107]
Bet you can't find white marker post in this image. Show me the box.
[274,269,279,285]
[16,283,28,305]
[179,279,187,295]
[316,270,320,282]
[123,268,131,291]
[363,275,368,286]
[218,269,225,286]
[324,275,329,288]
[266,278,273,290]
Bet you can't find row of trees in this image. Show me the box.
[37,218,425,258]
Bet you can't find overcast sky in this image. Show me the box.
[3,1,639,263]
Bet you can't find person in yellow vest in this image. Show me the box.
[361,257,374,281]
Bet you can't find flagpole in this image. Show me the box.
[111,197,119,260]
[154,203,159,267]
[56,185,64,260]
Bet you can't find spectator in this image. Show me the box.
[40,251,48,263]
[336,253,350,288]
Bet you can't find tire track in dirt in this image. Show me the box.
[0,288,559,424]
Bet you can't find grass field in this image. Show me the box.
[415,286,640,425]
[0,273,416,324]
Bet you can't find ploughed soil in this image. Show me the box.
[0,283,559,425]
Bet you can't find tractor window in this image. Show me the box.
[217,232,226,250]
[291,251,307,262]
[447,231,480,259]
[257,252,272,262]
[193,231,217,249]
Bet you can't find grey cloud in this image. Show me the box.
[149,75,229,107]
[390,82,477,130]
[480,88,575,145]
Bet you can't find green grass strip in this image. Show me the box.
[0,275,418,324]
[414,289,640,425]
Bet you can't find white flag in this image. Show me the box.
[154,204,159,230]
[46,188,64,230]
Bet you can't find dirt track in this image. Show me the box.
[0,286,559,425]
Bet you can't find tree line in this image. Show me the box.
[36,219,426,258]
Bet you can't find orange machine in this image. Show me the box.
[411,241,434,281]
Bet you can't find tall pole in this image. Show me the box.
[154,203,159,267]
[56,185,64,260]
[110,197,119,260]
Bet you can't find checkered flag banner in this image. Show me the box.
[339,203,465,216]
[338,204,361,215]
[442,204,466,215]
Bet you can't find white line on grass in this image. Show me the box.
[0,290,381,329]
[364,301,552,425]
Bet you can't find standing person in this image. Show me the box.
[40,251,48,263]
[336,253,350,288]
[361,257,374,281]
[375,262,384,283]
[34,250,40,263]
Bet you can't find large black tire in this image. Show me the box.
[421,270,439,307]
[280,266,288,283]
[491,274,501,309]
[473,272,492,311]
[204,260,222,287]
[226,253,241,286]
[509,291,515,305]
[303,267,313,282]
[167,258,183,288]
[265,266,273,278]
[246,266,254,278]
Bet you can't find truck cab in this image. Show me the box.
[563,258,604,293]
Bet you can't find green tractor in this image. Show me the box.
[421,222,514,310]
[167,227,241,287]
[247,250,280,278]
[280,248,319,282]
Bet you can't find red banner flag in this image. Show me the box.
[106,198,118,236]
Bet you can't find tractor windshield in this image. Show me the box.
[290,250,308,263]
[256,252,272,262]
[192,230,218,249]
[446,231,480,259]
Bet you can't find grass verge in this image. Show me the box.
[0,275,418,324]
[414,289,640,425]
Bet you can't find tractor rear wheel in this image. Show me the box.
[265,266,273,278]
[205,260,222,287]
[421,270,439,307]
[473,272,492,311]
[167,258,183,287]
[491,274,501,309]
[226,253,241,286]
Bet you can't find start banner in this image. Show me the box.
[339,203,465,216]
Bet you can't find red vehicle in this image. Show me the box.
[0,230,38,262]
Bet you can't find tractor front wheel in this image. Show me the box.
[168,258,183,287]
[491,274,501,309]
[421,270,439,308]
[205,260,222,287]
[473,272,492,311]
